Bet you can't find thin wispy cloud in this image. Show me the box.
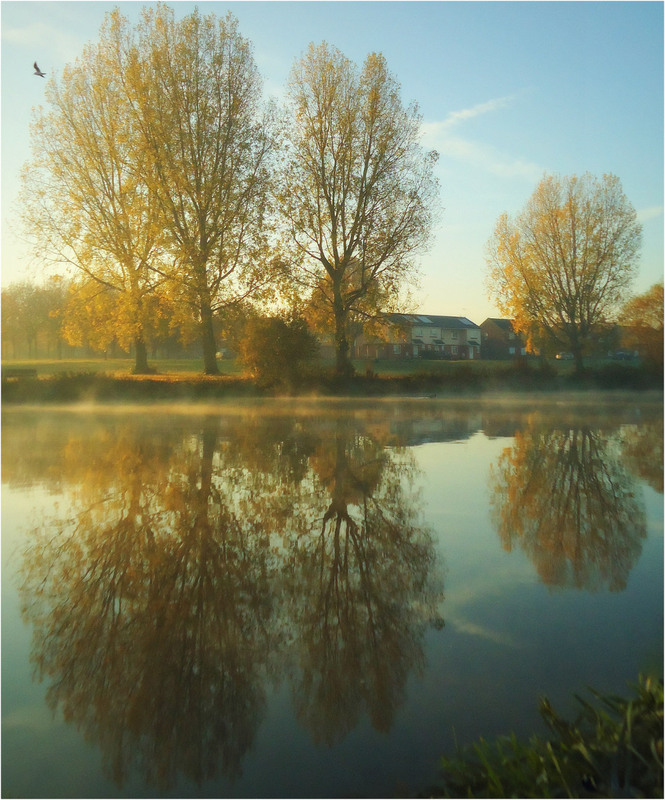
[436,136,542,181]
[422,93,541,182]
[2,21,85,64]
[436,94,517,133]
[449,617,521,648]
[637,205,663,223]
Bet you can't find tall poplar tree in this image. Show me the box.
[129,6,275,375]
[281,43,439,377]
[21,11,165,373]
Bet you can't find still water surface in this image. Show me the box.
[2,397,663,798]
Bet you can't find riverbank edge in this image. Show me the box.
[1,364,663,404]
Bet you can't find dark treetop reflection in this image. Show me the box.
[16,409,443,791]
[489,413,648,592]
[619,417,664,494]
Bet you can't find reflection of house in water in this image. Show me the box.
[389,412,483,446]
[481,412,528,439]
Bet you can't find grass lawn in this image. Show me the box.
[347,356,586,378]
[0,357,244,378]
[1,355,630,380]
[3,355,542,378]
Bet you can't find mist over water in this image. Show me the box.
[2,397,662,798]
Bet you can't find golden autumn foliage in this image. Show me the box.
[21,12,168,373]
[281,43,439,376]
[129,6,278,375]
[486,173,642,371]
[22,7,277,376]
[60,277,167,357]
[619,282,664,368]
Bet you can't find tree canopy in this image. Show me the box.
[280,43,439,376]
[129,6,277,374]
[486,173,642,372]
[21,11,167,373]
[21,6,277,375]
[619,282,664,368]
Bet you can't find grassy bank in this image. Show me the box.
[1,357,661,403]
[423,675,663,798]
[0,354,626,379]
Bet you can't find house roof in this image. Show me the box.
[386,313,481,330]
[482,318,515,331]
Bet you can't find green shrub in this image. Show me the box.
[236,316,319,390]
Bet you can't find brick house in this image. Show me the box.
[354,314,482,360]
[480,318,527,359]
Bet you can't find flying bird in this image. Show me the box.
[33,62,46,77]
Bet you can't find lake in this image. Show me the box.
[2,396,662,798]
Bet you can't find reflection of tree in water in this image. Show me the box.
[21,418,274,790]
[620,418,664,494]
[490,421,646,592]
[285,419,443,745]
[18,411,443,788]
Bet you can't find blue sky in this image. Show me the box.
[2,0,663,325]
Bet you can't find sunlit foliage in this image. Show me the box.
[486,173,642,372]
[129,6,278,374]
[21,11,168,373]
[281,43,439,376]
[620,282,664,368]
[1,277,67,359]
[21,7,278,375]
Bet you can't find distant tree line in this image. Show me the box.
[1,276,197,361]
[0,275,317,383]
[3,275,661,375]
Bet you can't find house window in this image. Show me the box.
[451,331,458,339]
[451,345,458,355]
[393,344,401,354]
[509,347,515,355]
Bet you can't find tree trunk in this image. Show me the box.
[132,336,152,374]
[200,302,220,376]
[569,330,585,375]
[333,299,354,378]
